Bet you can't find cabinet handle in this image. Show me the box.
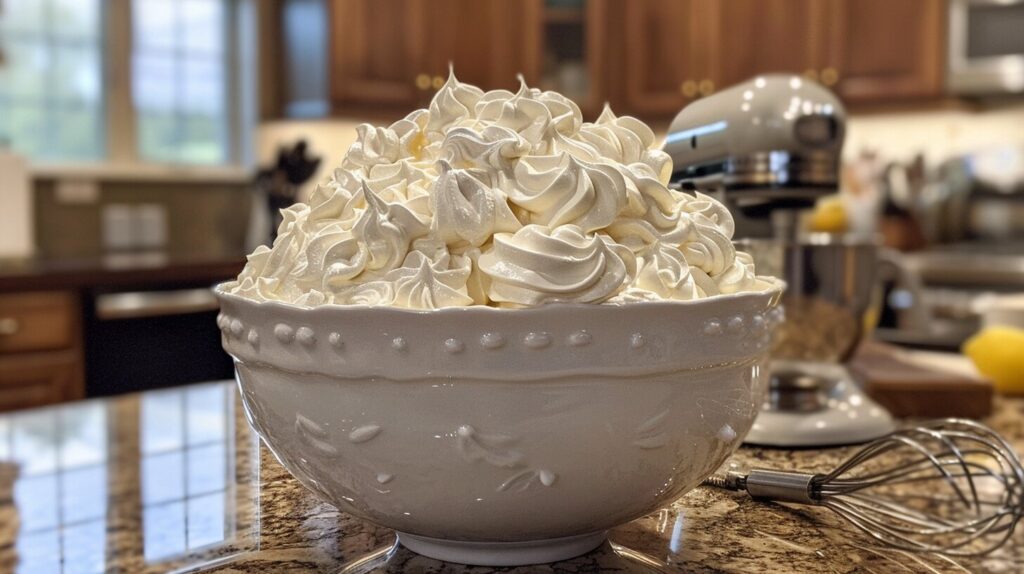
[698,79,715,96]
[432,75,445,90]
[680,79,697,98]
[0,317,19,336]
[803,68,819,81]
[415,73,431,91]
[821,67,839,87]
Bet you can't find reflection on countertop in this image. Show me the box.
[0,381,1022,573]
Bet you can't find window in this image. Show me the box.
[132,0,230,165]
[0,0,105,161]
[0,0,252,168]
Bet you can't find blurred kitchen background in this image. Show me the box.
[1,0,1023,411]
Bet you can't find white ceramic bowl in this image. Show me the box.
[215,279,784,566]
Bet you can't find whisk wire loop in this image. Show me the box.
[823,434,976,509]
[703,418,1024,556]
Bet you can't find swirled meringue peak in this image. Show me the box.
[229,71,771,308]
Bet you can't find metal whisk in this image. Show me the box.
[702,419,1024,556]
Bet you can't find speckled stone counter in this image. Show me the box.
[1,381,1021,573]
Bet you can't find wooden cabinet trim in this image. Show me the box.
[582,0,608,116]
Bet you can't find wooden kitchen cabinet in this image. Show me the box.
[604,0,947,119]
[706,0,944,101]
[329,0,427,110]
[321,0,948,119]
[0,352,83,412]
[329,0,542,112]
[707,0,828,89]
[616,0,713,118]
[0,291,77,354]
[704,0,942,103]
[0,291,85,411]
[421,0,542,94]
[823,0,946,102]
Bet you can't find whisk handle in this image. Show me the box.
[745,469,820,504]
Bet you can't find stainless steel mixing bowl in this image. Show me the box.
[739,234,880,363]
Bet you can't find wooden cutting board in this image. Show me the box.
[849,341,993,418]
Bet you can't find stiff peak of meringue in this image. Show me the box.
[230,71,761,309]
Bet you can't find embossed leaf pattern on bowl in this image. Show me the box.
[633,409,670,450]
[456,425,525,468]
[296,413,340,456]
[498,469,558,493]
[349,424,383,443]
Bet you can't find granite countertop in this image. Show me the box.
[0,252,246,292]
[0,381,1021,573]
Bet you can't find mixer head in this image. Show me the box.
[663,74,846,217]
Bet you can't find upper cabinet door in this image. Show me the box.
[708,0,827,91]
[422,0,543,94]
[824,0,945,101]
[329,0,426,110]
[618,0,711,119]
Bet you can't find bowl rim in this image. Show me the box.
[216,276,785,381]
[213,276,785,315]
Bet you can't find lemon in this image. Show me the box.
[963,326,1024,395]
[807,195,848,233]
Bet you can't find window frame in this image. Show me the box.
[1,0,256,179]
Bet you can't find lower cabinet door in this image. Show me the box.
[0,352,83,412]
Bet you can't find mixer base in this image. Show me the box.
[745,361,895,447]
[396,531,608,566]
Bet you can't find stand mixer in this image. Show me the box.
[663,74,895,447]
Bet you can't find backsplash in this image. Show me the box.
[844,102,1024,164]
[33,178,253,259]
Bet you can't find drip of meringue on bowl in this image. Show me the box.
[226,71,767,310]
[215,72,785,567]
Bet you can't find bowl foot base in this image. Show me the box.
[396,531,608,566]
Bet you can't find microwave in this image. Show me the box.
[948,0,1024,94]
